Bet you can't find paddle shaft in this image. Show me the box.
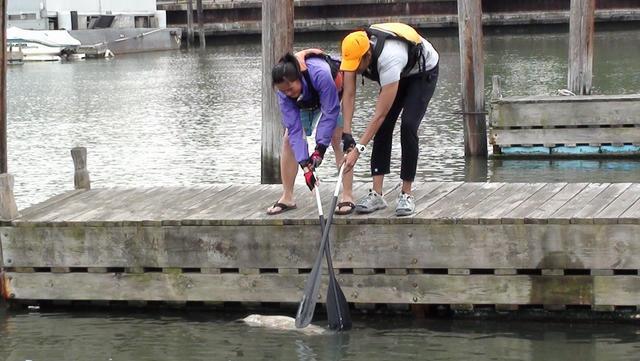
[315,185,346,328]
[295,164,345,328]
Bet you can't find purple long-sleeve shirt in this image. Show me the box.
[277,57,340,164]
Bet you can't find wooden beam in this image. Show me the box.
[5,272,600,306]
[196,0,206,48]
[457,0,487,157]
[490,94,640,128]
[186,0,195,46]
[261,0,293,184]
[5,221,640,270]
[568,0,595,95]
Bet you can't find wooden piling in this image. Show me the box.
[71,147,90,190]
[0,174,19,220]
[261,0,293,184]
[196,0,206,48]
[0,0,16,222]
[1,0,7,173]
[186,0,195,46]
[491,75,503,101]
[457,0,487,157]
[568,0,595,95]
[490,75,503,155]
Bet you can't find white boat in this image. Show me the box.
[7,27,82,62]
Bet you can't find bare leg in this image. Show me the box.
[331,126,354,213]
[402,180,412,195]
[372,174,384,195]
[267,131,298,214]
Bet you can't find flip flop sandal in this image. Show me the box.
[267,202,297,215]
[334,201,356,215]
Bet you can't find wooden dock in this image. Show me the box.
[489,78,640,157]
[1,182,640,312]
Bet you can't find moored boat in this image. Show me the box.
[7,26,82,62]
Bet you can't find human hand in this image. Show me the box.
[341,133,356,153]
[303,167,318,191]
[343,148,360,173]
[310,150,323,169]
[309,144,326,170]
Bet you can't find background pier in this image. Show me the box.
[157,0,640,36]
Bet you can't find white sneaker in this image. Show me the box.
[355,189,388,214]
[396,192,415,216]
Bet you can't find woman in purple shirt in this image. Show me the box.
[267,50,355,215]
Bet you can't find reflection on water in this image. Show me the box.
[1,311,640,361]
[489,159,640,183]
[7,26,640,208]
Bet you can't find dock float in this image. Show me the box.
[1,182,639,312]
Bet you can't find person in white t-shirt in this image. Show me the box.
[339,23,439,216]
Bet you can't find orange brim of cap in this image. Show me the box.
[339,58,361,72]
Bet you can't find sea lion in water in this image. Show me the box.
[241,314,327,335]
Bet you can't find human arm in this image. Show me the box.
[344,81,399,172]
[340,71,357,151]
[278,93,309,164]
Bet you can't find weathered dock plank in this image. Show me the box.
[420,182,504,223]
[459,183,527,225]
[491,128,640,147]
[501,183,567,224]
[594,184,640,224]
[17,189,86,219]
[548,183,610,224]
[479,183,546,224]
[571,183,632,224]
[619,197,640,224]
[3,222,640,270]
[491,94,640,128]
[67,187,178,223]
[5,272,598,306]
[22,188,118,222]
[525,183,588,223]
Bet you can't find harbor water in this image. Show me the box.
[3,24,640,360]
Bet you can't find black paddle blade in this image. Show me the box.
[295,264,323,328]
[326,276,352,330]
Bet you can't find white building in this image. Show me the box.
[7,0,48,30]
[7,0,166,30]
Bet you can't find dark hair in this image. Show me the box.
[271,52,301,86]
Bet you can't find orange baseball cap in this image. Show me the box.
[340,31,370,72]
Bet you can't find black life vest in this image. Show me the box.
[294,49,343,111]
[362,23,425,84]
